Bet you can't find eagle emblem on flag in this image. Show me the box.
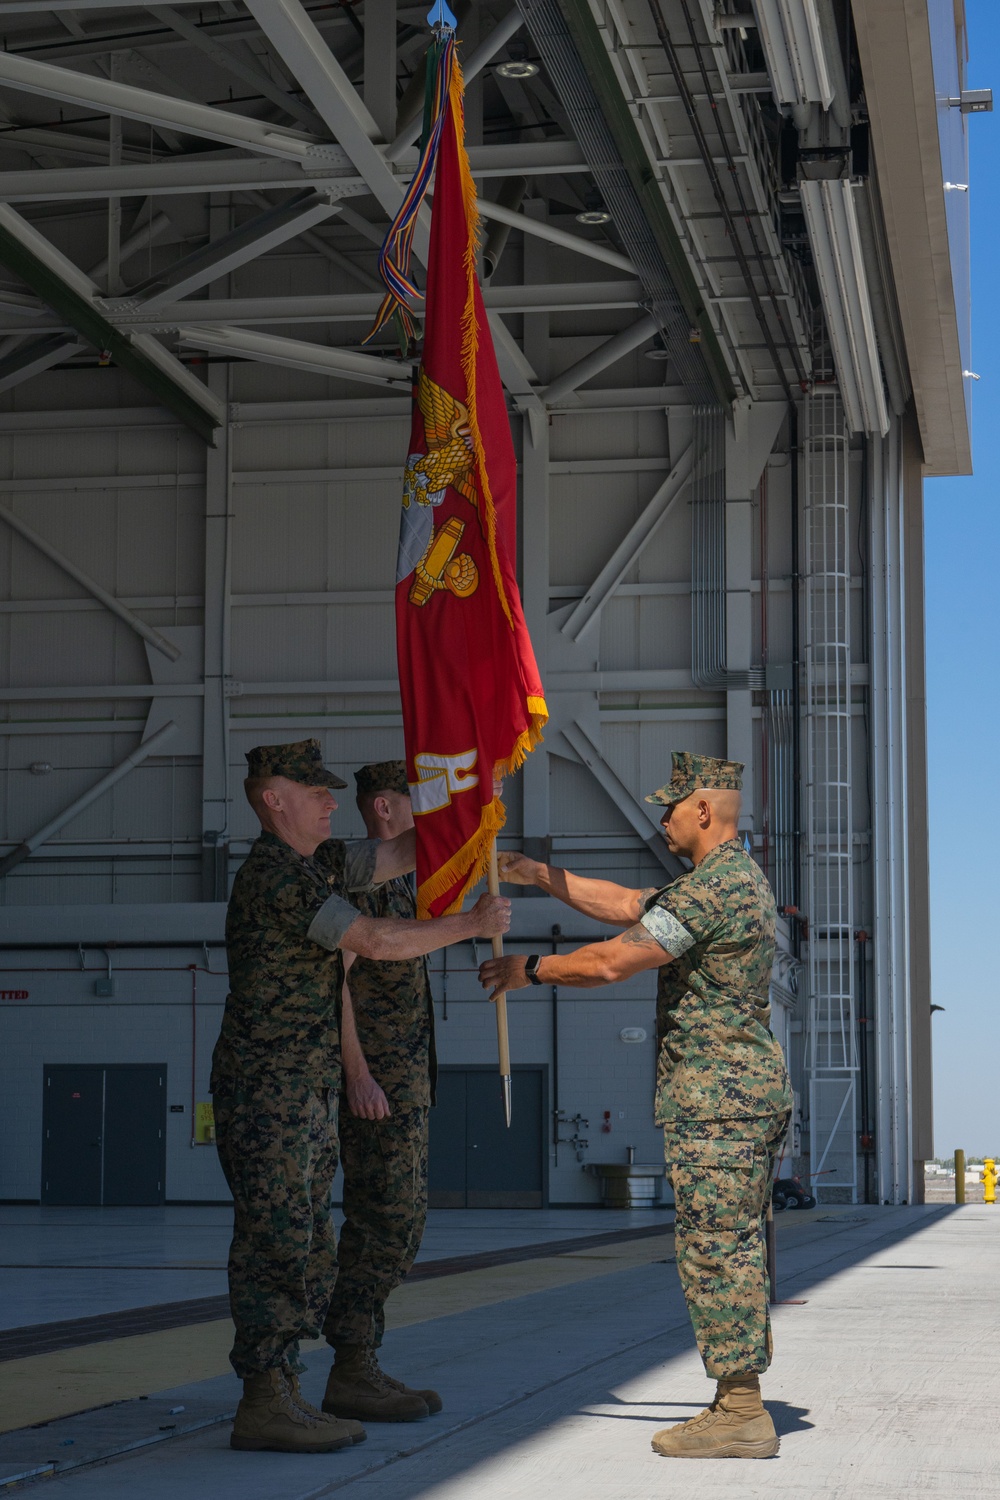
[398,367,480,606]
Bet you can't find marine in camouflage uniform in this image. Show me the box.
[478,750,792,1460]
[212,740,509,1453]
[321,761,440,1422]
[212,744,378,1384]
[641,761,791,1379]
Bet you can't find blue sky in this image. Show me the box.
[925,0,997,1155]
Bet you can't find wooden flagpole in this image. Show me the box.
[487,840,512,1128]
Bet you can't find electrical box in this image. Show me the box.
[93,978,115,998]
[194,1101,215,1144]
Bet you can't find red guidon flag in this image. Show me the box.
[391,49,547,918]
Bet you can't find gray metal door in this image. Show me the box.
[426,1070,467,1208]
[41,1064,166,1206]
[41,1065,104,1206]
[428,1067,546,1208]
[103,1066,166,1206]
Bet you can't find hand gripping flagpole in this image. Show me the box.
[488,839,512,1128]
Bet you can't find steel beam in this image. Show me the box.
[238,187,381,293]
[0,668,701,704]
[478,198,636,275]
[364,0,398,141]
[0,142,586,204]
[2,0,208,8]
[0,156,349,203]
[0,499,182,661]
[0,48,321,160]
[559,443,695,642]
[488,314,546,442]
[178,324,414,387]
[0,204,222,441]
[0,125,162,163]
[244,0,403,214]
[99,279,647,330]
[0,331,83,391]
[125,189,347,309]
[148,5,324,131]
[244,0,548,418]
[0,389,689,429]
[562,719,679,875]
[540,313,657,406]
[89,209,173,282]
[0,212,174,395]
[0,721,178,879]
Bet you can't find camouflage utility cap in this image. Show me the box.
[645,750,744,807]
[355,759,410,798]
[245,738,347,789]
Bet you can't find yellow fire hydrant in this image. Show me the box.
[982,1158,997,1205]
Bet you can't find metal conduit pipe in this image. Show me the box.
[0,720,178,878]
[766,686,796,909]
[667,0,802,393]
[515,0,724,402]
[690,405,765,690]
[482,177,527,281]
[789,402,803,931]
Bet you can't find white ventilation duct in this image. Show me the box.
[800,179,890,437]
[752,0,834,112]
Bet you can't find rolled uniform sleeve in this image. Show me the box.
[641,904,696,957]
[641,878,721,957]
[303,838,378,951]
[343,838,380,893]
[308,891,363,952]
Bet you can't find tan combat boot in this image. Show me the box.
[286,1372,367,1443]
[323,1345,430,1422]
[231,1368,359,1453]
[651,1375,779,1459]
[369,1352,443,1415]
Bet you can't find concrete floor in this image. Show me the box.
[2,1202,997,1497]
[0,1206,664,1329]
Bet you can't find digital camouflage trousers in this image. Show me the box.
[664,1112,790,1380]
[322,1104,429,1350]
[214,1075,340,1378]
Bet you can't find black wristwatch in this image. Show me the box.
[524,954,543,985]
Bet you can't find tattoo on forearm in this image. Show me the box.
[621,923,662,948]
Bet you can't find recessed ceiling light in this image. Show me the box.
[575,207,612,225]
[496,58,540,79]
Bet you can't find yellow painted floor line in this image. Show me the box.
[0,1322,235,1437]
[0,1234,673,1436]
